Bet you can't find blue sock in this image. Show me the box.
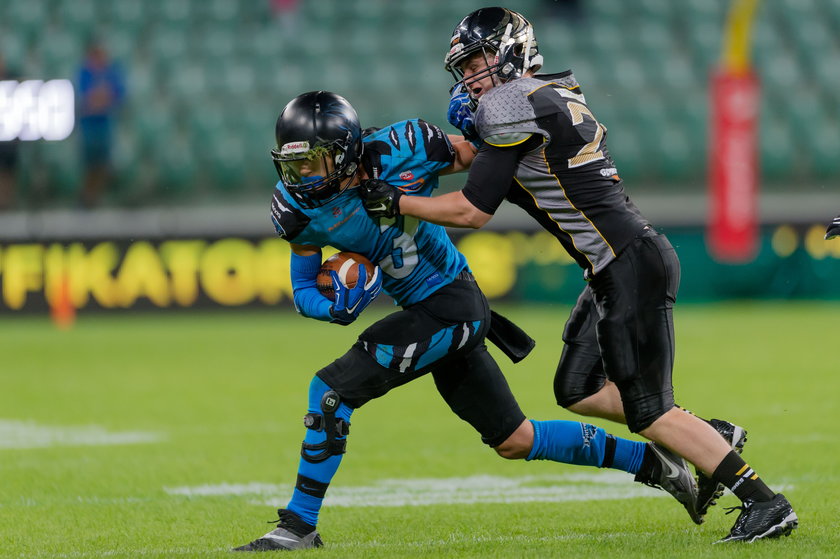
[526,419,646,474]
[286,376,353,527]
[611,435,647,474]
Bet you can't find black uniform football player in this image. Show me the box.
[361,7,797,544]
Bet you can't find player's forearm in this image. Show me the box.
[399,191,491,229]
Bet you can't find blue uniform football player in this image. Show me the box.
[234,91,700,551]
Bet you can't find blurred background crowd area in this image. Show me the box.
[0,0,837,212]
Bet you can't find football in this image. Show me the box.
[317,251,377,301]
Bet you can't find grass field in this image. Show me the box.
[2,302,837,558]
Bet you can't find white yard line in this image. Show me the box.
[168,472,667,507]
[0,419,162,449]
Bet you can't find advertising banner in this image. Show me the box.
[708,69,761,262]
[1,224,838,314]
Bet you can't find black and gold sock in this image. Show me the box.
[712,450,775,503]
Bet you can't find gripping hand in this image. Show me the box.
[329,265,382,325]
[826,215,840,240]
[447,84,480,147]
[360,178,403,219]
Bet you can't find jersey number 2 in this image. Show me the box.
[567,101,606,169]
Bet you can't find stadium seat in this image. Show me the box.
[5,0,833,207]
[759,115,796,182]
[107,0,146,32]
[41,31,83,79]
[6,0,48,43]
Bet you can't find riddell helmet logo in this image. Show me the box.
[280,141,309,156]
[400,171,414,181]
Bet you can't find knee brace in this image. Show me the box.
[301,384,351,463]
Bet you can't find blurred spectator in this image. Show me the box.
[0,53,20,210]
[76,40,125,208]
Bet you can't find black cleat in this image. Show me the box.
[716,493,798,543]
[696,419,747,519]
[635,442,702,524]
[826,215,840,240]
[233,509,324,552]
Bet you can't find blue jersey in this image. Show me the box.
[271,119,469,307]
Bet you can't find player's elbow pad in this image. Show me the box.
[290,252,333,322]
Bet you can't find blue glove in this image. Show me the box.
[329,265,382,325]
[447,84,481,147]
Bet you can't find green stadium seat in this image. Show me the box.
[685,21,722,71]
[604,118,643,181]
[759,116,796,182]
[658,126,693,181]
[41,31,83,79]
[56,0,97,37]
[153,0,191,25]
[154,136,197,196]
[808,126,840,178]
[6,0,48,42]
[146,28,190,74]
[107,0,146,33]
[205,0,239,24]
[587,0,628,22]
[39,140,81,198]
[683,0,726,25]
[812,53,840,91]
[6,0,833,208]
[787,16,833,59]
[167,64,207,105]
[133,105,176,153]
[0,28,27,71]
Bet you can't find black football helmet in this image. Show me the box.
[271,91,362,208]
[444,7,542,93]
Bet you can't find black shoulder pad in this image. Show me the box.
[270,191,310,241]
[418,119,455,163]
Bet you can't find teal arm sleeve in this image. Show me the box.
[290,252,333,321]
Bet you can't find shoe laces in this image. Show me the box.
[639,479,663,491]
[266,509,314,537]
[724,504,745,515]
[267,509,295,525]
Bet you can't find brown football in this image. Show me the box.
[317,251,376,301]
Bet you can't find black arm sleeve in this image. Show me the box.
[461,134,543,215]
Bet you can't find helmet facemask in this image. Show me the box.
[444,10,543,108]
[271,139,359,209]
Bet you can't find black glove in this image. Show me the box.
[826,214,840,240]
[360,178,403,219]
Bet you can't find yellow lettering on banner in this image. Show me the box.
[457,232,516,299]
[117,241,171,307]
[255,238,292,305]
[2,244,43,310]
[73,242,121,308]
[44,244,68,308]
[770,225,798,258]
[531,231,576,265]
[200,239,256,306]
[160,240,206,306]
[805,225,828,259]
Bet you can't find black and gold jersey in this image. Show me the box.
[468,71,649,276]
